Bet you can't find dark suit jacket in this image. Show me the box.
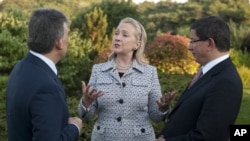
[159,58,243,141]
[6,53,79,141]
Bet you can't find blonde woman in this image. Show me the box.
[78,17,171,141]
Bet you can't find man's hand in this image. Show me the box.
[68,117,83,133]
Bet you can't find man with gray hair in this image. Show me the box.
[6,8,83,141]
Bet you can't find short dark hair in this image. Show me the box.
[190,16,230,52]
[27,8,68,54]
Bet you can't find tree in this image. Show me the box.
[0,9,27,75]
[84,7,110,51]
[145,32,199,74]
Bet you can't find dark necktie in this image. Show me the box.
[188,68,203,89]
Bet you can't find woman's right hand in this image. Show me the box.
[81,81,104,108]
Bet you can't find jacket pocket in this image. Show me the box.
[96,77,113,91]
[131,78,148,87]
[133,125,153,136]
[93,123,105,134]
[91,123,106,141]
[131,78,150,99]
[96,77,113,85]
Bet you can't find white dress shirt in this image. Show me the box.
[201,54,229,75]
[29,50,57,75]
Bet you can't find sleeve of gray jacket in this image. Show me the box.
[78,65,98,120]
[148,66,165,122]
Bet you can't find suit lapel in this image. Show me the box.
[53,75,66,101]
[170,74,211,115]
[169,58,232,116]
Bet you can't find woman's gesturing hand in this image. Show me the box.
[81,81,104,108]
[157,90,177,113]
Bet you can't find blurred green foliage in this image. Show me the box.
[0,76,7,140]
[235,89,250,124]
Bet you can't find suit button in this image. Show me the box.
[118,99,123,104]
[141,128,145,133]
[97,126,100,130]
[116,117,122,122]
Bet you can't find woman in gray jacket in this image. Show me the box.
[78,17,174,141]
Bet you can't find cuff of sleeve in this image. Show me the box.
[161,107,172,116]
[80,98,90,111]
[161,110,169,115]
[71,123,81,135]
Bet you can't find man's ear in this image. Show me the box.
[208,37,216,49]
[55,39,62,50]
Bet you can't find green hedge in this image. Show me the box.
[0,76,7,141]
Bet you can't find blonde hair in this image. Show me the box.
[108,17,148,65]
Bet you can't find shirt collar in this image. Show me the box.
[29,50,58,75]
[202,54,229,74]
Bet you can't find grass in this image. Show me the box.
[235,88,250,124]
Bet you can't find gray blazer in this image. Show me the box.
[78,60,165,141]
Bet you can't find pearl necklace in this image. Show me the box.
[115,60,132,70]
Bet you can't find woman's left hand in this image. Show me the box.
[157,90,177,113]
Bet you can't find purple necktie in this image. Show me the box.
[188,69,203,89]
